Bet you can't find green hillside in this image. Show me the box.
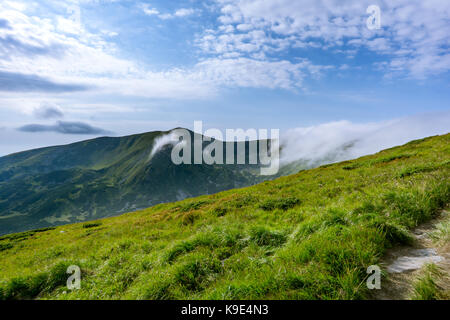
[0,130,268,235]
[0,134,448,300]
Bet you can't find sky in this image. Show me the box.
[0,0,449,156]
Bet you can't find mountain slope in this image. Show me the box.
[0,133,448,300]
[0,130,269,235]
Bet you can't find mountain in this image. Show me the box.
[0,134,448,300]
[0,130,271,235]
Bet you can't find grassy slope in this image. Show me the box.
[412,264,449,300]
[0,134,449,300]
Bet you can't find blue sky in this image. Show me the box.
[0,0,449,155]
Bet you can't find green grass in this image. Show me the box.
[411,264,449,300]
[82,222,102,229]
[429,212,450,245]
[0,134,449,300]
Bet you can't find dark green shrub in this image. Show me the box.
[82,222,102,229]
[2,272,48,300]
[250,226,287,247]
[33,227,56,233]
[342,163,363,170]
[167,241,196,263]
[179,200,210,212]
[259,197,300,211]
[352,201,380,215]
[321,208,349,227]
[0,243,13,252]
[174,256,222,291]
[232,195,256,208]
[294,221,320,242]
[47,261,76,291]
[398,165,435,178]
[369,218,412,246]
[211,206,227,217]
[372,154,413,164]
[3,277,30,300]
[141,280,172,300]
[181,212,198,225]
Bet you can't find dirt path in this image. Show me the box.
[372,210,450,300]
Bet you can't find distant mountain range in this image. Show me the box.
[0,130,278,235]
[0,128,362,235]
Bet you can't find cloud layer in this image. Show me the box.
[0,71,89,93]
[18,121,110,135]
[199,0,450,78]
[281,111,450,165]
[140,4,197,20]
[1,0,448,105]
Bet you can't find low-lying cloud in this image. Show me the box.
[145,112,450,172]
[148,132,180,161]
[280,112,450,166]
[18,121,110,135]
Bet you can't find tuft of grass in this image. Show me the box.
[371,154,414,165]
[0,243,13,252]
[398,165,435,178]
[369,218,413,246]
[411,264,448,300]
[398,160,448,178]
[211,206,228,217]
[178,200,211,212]
[342,163,364,170]
[429,211,450,245]
[82,222,102,229]
[174,254,223,291]
[167,241,197,263]
[250,226,287,247]
[259,197,300,211]
[0,260,80,300]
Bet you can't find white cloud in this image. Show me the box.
[0,2,213,101]
[158,13,174,20]
[140,4,197,20]
[140,3,159,16]
[2,0,448,111]
[203,0,450,78]
[280,111,450,165]
[174,8,195,17]
[3,1,26,11]
[0,2,135,78]
[193,57,330,90]
[0,0,333,105]
[32,102,64,119]
[57,16,83,35]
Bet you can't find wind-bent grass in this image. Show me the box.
[0,134,449,300]
[412,264,449,300]
[429,212,450,246]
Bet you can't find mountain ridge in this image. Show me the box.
[0,129,271,235]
